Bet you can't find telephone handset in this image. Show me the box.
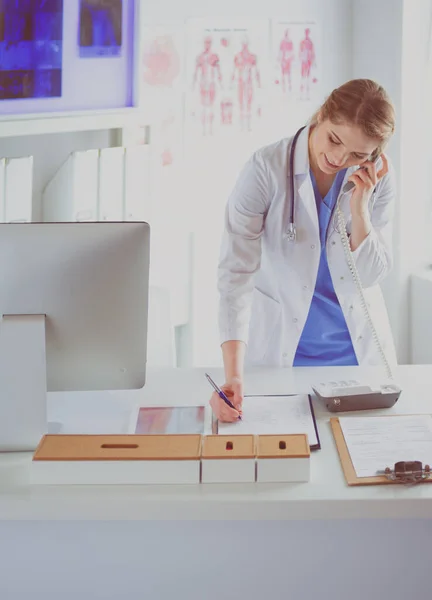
[312,150,402,413]
[342,151,381,194]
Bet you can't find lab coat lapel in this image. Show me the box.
[297,175,319,234]
[332,167,357,232]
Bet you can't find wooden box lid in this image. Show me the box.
[201,435,255,459]
[256,434,310,459]
[33,434,202,461]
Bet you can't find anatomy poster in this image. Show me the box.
[271,20,320,102]
[185,19,268,138]
[138,24,184,166]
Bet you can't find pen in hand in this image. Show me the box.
[205,372,242,420]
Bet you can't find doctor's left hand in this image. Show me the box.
[347,153,389,217]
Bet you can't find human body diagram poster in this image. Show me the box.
[138,23,184,166]
[185,19,268,138]
[270,20,320,102]
[136,18,322,145]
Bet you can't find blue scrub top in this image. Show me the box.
[293,169,358,366]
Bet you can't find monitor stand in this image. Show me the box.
[0,314,47,452]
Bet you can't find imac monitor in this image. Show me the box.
[0,221,150,451]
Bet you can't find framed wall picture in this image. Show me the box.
[0,0,64,101]
[78,0,122,58]
[0,0,135,114]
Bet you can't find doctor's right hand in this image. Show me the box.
[209,377,243,422]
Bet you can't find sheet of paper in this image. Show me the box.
[218,395,318,447]
[339,415,432,478]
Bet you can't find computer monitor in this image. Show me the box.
[0,221,150,451]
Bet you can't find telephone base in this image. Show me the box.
[312,380,402,413]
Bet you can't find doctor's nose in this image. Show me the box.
[330,152,346,167]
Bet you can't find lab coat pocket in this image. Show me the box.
[246,287,282,364]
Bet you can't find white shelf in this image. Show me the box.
[0,108,149,139]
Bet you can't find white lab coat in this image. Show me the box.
[218,125,397,368]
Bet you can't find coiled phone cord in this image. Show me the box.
[336,199,393,381]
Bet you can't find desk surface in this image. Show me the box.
[1,365,432,521]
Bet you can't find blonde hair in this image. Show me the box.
[311,79,396,158]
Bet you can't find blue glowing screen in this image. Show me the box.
[0,0,63,100]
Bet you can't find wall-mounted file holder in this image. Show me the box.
[256,434,310,483]
[201,435,256,483]
[0,157,5,221]
[123,145,151,222]
[31,434,202,485]
[98,147,125,221]
[43,149,99,222]
[2,156,33,223]
[42,145,152,225]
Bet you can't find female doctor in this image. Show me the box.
[210,78,397,422]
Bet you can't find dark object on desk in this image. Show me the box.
[384,461,431,484]
[313,384,401,412]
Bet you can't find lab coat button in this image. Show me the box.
[303,285,308,290]
[293,318,298,323]
[310,244,315,249]
[331,241,336,246]
[357,335,363,341]
[282,352,288,358]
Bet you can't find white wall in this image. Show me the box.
[399,0,432,360]
[142,0,353,367]
[352,0,432,364]
[352,0,404,359]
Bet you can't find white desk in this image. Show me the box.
[1,365,431,600]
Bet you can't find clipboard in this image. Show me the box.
[215,394,321,451]
[331,417,432,486]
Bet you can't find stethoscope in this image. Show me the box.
[285,125,362,242]
[285,126,306,242]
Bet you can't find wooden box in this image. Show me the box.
[31,434,202,485]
